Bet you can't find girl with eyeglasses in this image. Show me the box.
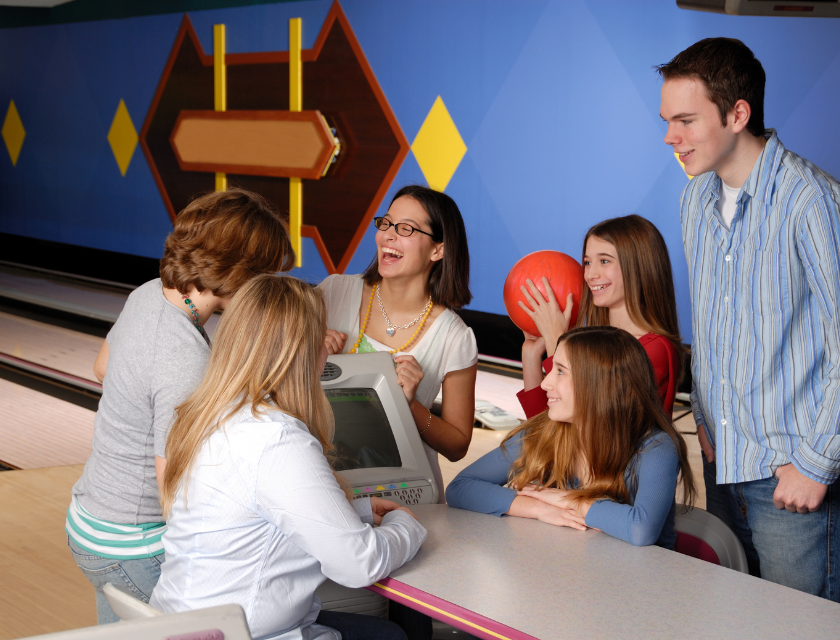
[318,185,476,640]
[447,326,696,548]
[516,215,684,419]
[319,185,477,491]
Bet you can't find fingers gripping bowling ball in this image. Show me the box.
[503,250,584,336]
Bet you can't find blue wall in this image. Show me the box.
[1,0,839,342]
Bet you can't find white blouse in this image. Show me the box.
[150,405,427,640]
[318,274,478,500]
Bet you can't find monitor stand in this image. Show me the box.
[316,352,438,616]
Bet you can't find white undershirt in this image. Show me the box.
[717,180,741,230]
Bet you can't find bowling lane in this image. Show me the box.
[0,311,102,384]
[0,378,94,469]
[0,265,129,323]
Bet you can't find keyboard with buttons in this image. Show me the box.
[350,479,434,506]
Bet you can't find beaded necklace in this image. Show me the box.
[182,294,206,335]
[349,283,433,354]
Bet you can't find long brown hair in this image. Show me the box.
[161,274,335,517]
[505,326,695,509]
[576,214,684,386]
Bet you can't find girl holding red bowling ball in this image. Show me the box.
[517,215,683,417]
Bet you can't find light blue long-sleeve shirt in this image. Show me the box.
[682,130,840,485]
[445,430,680,548]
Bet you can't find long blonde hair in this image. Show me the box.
[161,274,335,517]
[504,326,695,508]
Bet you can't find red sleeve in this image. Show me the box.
[516,356,552,419]
[639,334,678,415]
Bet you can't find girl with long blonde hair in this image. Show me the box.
[151,275,426,640]
[447,326,695,548]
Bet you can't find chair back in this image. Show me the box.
[21,604,252,640]
[102,583,163,620]
[674,505,749,573]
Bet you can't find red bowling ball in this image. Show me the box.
[503,250,583,336]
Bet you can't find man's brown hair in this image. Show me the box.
[160,188,294,298]
[656,37,766,137]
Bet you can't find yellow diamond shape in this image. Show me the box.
[411,96,466,192]
[2,100,26,166]
[108,99,138,176]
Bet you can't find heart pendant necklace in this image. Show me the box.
[376,284,432,339]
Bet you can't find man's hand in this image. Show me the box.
[697,424,715,463]
[773,464,828,513]
[370,496,416,525]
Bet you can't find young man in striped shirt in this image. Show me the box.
[658,38,840,601]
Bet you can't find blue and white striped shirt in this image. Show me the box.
[682,130,840,486]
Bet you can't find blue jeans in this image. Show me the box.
[67,536,165,624]
[703,458,839,601]
[316,610,408,640]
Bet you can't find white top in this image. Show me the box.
[150,405,427,640]
[717,179,740,229]
[318,274,479,501]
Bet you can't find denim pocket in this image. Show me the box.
[67,535,102,562]
[67,536,154,602]
[78,561,148,601]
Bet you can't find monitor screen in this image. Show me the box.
[326,387,402,471]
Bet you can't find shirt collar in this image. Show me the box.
[741,129,783,204]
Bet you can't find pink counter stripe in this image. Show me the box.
[367,578,539,640]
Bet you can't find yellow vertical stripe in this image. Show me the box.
[289,18,303,266]
[289,18,302,113]
[214,24,227,191]
[289,177,302,267]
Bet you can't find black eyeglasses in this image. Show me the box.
[373,217,437,240]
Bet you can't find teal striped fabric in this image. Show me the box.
[682,130,840,486]
[65,496,166,559]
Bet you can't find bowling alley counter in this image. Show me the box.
[367,504,840,640]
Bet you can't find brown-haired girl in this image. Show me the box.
[151,275,424,640]
[518,214,683,418]
[447,326,695,548]
[319,185,477,494]
[66,188,293,624]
